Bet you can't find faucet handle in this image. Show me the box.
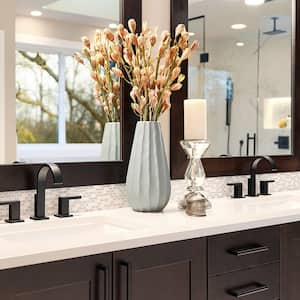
[0,201,24,223]
[259,180,275,196]
[227,183,244,199]
[54,196,82,218]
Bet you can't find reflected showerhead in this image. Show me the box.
[263,17,287,35]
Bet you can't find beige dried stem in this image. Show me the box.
[75,31,122,122]
[113,19,199,121]
[76,20,198,122]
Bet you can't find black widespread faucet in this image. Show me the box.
[31,163,63,220]
[248,156,277,197]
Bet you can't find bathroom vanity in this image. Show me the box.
[0,0,299,299]
[0,193,300,300]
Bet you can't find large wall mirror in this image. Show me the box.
[170,0,300,178]
[15,0,122,163]
[0,0,141,191]
[188,0,293,158]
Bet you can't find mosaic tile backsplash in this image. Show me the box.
[0,171,300,220]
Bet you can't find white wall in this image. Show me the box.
[0,0,16,164]
[16,16,99,43]
[189,33,292,157]
[0,30,5,163]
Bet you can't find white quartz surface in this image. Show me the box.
[1,190,300,270]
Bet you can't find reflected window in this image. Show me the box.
[16,48,106,162]
[16,51,59,144]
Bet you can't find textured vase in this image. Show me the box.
[126,121,171,212]
[100,122,120,161]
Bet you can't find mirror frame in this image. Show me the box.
[170,0,300,178]
[0,0,141,192]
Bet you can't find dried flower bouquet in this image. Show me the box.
[116,19,198,121]
[75,32,121,122]
[75,19,198,122]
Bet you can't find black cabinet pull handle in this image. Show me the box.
[228,283,269,298]
[96,265,108,300]
[228,244,269,256]
[119,262,132,300]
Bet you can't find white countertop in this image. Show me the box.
[1,190,300,270]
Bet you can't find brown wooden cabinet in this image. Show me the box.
[2,222,299,300]
[281,222,300,300]
[0,253,112,300]
[207,226,280,300]
[113,238,207,300]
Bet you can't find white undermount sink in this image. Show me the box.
[235,192,300,213]
[0,215,132,246]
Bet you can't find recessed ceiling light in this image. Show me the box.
[236,42,245,47]
[231,24,247,30]
[245,0,264,6]
[30,10,43,17]
[189,32,195,36]
[109,23,118,29]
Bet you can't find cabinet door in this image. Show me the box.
[281,222,300,300]
[0,253,112,300]
[113,239,207,300]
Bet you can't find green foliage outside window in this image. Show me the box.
[16,50,107,144]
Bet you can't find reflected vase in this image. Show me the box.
[100,122,120,161]
[126,121,171,212]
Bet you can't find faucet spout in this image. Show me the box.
[31,163,63,220]
[248,156,277,197]
[250,156,277,174]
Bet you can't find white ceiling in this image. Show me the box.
[188,0,292,42]
[16,0,119,28]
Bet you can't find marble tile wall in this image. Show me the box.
[0,171,300,220]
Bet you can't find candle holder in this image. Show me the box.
[179,140,211,216]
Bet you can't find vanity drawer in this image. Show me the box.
[208,263,279,300]
[208,226,280,275]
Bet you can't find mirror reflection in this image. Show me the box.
[188,0,292,157]
[15,0,120,163]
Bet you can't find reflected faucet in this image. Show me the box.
[31,163,63,220]
[248,156,277,197]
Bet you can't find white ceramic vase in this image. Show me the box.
[126,121,171,212]
[100,122,120,161]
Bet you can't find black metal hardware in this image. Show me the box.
[0,201,24,223]
[96,265,108,300]
[228,244,269,256]
[31,163,63,221]
[227,183,244,198]
[227,282,269,298]
[246,133,256,157]
[274,136,289,149]
[54,196,82,218]
[247,156,277,197]
[239,140,244,156]
[119,262,132,300]
[260,180,275,196]
[200,53,209,63]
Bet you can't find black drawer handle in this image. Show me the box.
[96,265,108,300]
[228,244,269,256]
[119,262,132,300]
[228,283,269,298]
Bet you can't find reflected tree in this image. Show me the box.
[16,50,107,144]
